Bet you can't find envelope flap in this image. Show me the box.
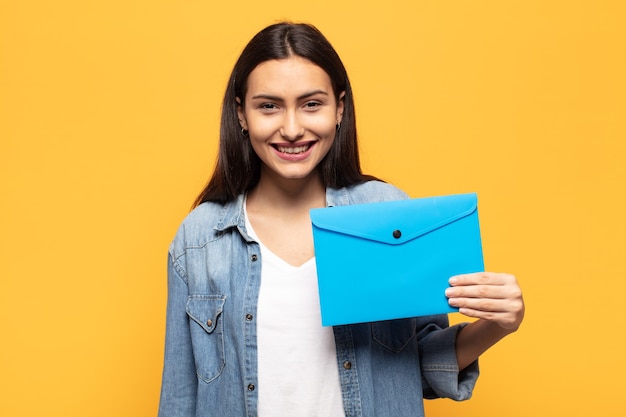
[310,193,478,245]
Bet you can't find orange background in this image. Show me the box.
[1,1,625,416]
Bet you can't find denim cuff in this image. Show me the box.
[419,323,480,401]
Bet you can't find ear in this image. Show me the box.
[236,97,248,130]
[336,91,346,125]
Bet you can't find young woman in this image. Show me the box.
[158,22,524,417]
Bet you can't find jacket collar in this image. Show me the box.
[213,186,350,234]
[214,193,247,236]
[325,186,350,207]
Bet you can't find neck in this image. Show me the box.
[247,169,327,214]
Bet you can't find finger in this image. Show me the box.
[456,307,523,330]
[447,296,513,313]
[449,272,517,287]
[446,284,510,300]
[446,281,522,301]
[457,308,509,324]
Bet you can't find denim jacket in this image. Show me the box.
[158,181,479,417]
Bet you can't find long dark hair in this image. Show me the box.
[193,22,377,207]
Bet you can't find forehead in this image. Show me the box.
[245,57,333,97]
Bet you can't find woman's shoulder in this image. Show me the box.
[335,180,409,205]
[170,199,239,254]
[181,201,227,227]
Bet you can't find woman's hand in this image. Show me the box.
[446,272,525,332]
[446,272,525,370]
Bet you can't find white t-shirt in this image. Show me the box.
[245,207,346,417]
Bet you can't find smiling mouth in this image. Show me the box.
[273,142,315,154]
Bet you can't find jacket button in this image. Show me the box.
[246,313,253,321]
[251,254,258,261]
[343,361,352,370]
[247,383,255,391]
[392,229,402,239]
[206,319,213,327]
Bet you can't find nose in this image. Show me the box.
[279,110,304,141]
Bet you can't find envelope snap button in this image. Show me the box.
[392,229,402,239]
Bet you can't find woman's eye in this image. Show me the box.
[304,101,321,109]
[259,103,278,111]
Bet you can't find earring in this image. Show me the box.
[336,122,341,131]
[241,127,249,137]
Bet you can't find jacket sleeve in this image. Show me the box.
[158,251,197,417]
[416,316,479,401]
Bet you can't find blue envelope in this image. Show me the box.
[310,193,484,326]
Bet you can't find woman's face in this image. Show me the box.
[238,56,344,185]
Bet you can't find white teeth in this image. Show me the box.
[277,145,309,154]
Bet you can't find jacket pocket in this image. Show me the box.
[186,294,226,383]
[371,318,417,353]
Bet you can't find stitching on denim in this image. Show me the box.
[422,364,458,372]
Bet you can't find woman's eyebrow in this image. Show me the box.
[297,89,329,99]
[250,89,329,101]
